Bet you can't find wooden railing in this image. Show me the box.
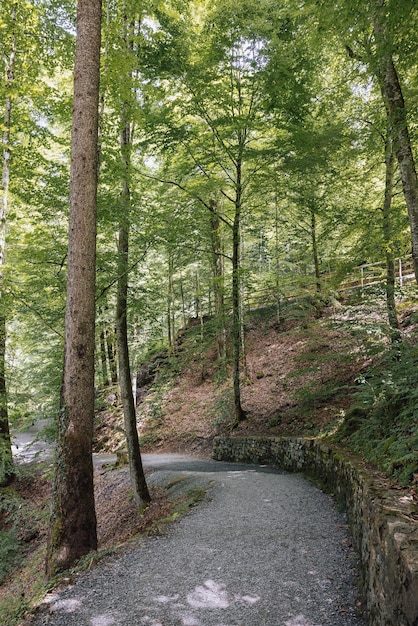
[339,256,415,292]
[241,256,416,311]
[183,256,416,321]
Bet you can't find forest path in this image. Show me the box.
[29,455,365,626]
[11,421,118,467]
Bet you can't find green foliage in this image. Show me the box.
[333,343,418,485]
[146,389,166,425]
[0,419,13,474]
[0,489,27,583]
[212,388,235,428]
[0,472,49,585]
[0,528,20,583]
[2,0,418,495]
[294,379,347,416]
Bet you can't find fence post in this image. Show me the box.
[399,258,403,287]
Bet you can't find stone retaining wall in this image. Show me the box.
[212,436,418,626]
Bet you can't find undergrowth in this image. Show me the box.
[0,470,210,626]
[140,292,418,487]
[332,341,418,486]
[0,480,46,585]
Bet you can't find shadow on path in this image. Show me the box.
[29,452,366,626]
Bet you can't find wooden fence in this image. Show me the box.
[339,256,415,292]
[241,256,416,311]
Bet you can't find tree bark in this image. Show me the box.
[371,0,418,283]
[382,133,401,343]
[274,191,283,324]
[167,253,175,353]
[106,327,118,383]
[231,148,246,426]
[116,214,151,506]
[116,21,150,506]
[195,262,204,342]
[0,318,13,486]
[310,207,321,294]
[209,199,226,359]
[179,274,187,329]
[99,325,110,387]
[46,0,102,577]
[0,5,16,486]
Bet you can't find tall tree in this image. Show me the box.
[0,2,15,486]
[319,0,418,281]
[115,9,150,507]
[140,6,278,423]
[371,0,418,282]
[209,198,226,358]
[381,131,401,342]
[46,0,102,576]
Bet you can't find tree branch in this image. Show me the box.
[7,289,64,339]
[95,244,151,302]
[137,169,234,229]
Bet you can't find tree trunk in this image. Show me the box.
[231,151,246,426]
[209,199,226,358]
[382,133,401,343]
[99,325,110,387]
[195,262,204,341]
[380,58,418,282]
[0,9,15,486]
[371,1,418,283]
[0,318,13,486]
[167,253,175,353]
[46,0,102,577]
[274,192,282,324]
[106,327,118,383]
[116,216,151,506]
[239,223,248,377]
[116,29,150,506]
[310,207,321,294]
[179,274,187,329]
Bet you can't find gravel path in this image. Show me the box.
[30,455,365,626]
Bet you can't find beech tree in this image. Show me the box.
[367,0,418,282]
[316,0,418,280]
[115,7,150,506]
[46,0,102,576]
[0,3,15,486]
[140,2,279,424]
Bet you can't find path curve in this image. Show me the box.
[29,455,365,626]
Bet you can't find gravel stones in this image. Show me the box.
[30,456,365,626]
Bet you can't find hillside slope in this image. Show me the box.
[137,308,365,453]
[95,296,417,488]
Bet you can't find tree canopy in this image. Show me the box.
[0,0,417,553]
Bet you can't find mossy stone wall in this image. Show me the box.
[212,436,418,626]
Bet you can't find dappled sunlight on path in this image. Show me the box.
[30,456,365,626]
[46,581,322,626]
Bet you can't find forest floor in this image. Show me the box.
[96,297,414,460]
[1,294,418,625]
[95,304,371,458]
